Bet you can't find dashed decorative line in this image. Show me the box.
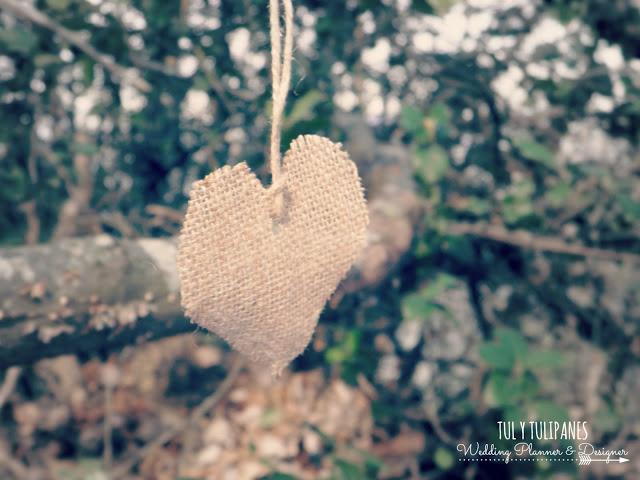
[458,457,576,462]
[458,455,630,464]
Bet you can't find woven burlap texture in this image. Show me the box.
[177,135,368,373]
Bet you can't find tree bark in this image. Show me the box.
[0,236,189,368]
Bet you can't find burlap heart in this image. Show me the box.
[177,135,368,373]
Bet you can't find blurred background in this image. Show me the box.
[0,0,639,478]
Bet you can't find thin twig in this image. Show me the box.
[423,405,457,446]
[0,367,21,410]
[445,222,640,263]
[112,356,245,477]
[18,201,40,246]
[0,438,32,480]
[192,46,237,112]
[31,141,74,191]
[189,357,244,419]
[103,382,113,471]
[0,0,151,92]
[100,211,137,237]
[52,131,95,239]
[145,205,185,224]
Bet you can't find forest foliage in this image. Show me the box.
[0,0,639,478]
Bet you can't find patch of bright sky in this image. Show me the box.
[120,84,147,113]
[35,116,55,142]
[75,90,103,132]
[586,93,615,114]
[128,34,144,51]
[468,0,537,13]
[181,89,213,125]
[559,118,632,167]
[177,56,199,78]
[227,28,267,72]
[362,39,392,74]
[361,78,385,121]
[519,17,567,57]
[593,40,627,103]
[88,12,107,27]
[186,0,221,30]
[0,56,15,82]
[91,1,146,30]
[409,4,494,55]
[492,17,593,108]
[594,40,625,71]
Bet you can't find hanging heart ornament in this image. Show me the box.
[177,135,368,373]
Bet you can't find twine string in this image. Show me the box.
[269,0,293,204]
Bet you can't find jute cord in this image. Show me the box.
[269,0,294,215]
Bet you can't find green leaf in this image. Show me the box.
[485,371,514,406]
[260,473,299,480]
[546,182,571,207]
[548,1,585,23]
[534,401,570,422]
[593,404,621,433]
[422,102,451,140]
[0,166,28,202]
[410,0,434,14]
[401,275,456,321]
[507,179,535,200]
[345,330,359,354]
[617,193,640,221]
[72,142,99,156]
[34,54,61,68]
[502,181,535,224]
[415,145,449,183]
[479,343,514,370]
[260,408,281,428]
[283,90,325,130]
[325,330,360,365]
[400,106,424,134]
[50,457,105,479]
[325,346,346,364]
[421,273,457,301]
[428,102,451,125]
[442,235,476,264]
[479,328,529,369]
[82,58,95,87]
[502,201,534,224]
[522,349,565,370]
[362,452,383,476]
[401,292,439,321]
[449,195,492,215]
[0,28,38,54]
[46,0,71,10]
[333,458,363,480]
[495,328,528,361]
[434,447,455,470]
[512,371,539,398]
[513,137,555,168]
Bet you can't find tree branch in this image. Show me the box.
[445,222,640,263]
[0,236,187,368]
[0,0,151,92]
